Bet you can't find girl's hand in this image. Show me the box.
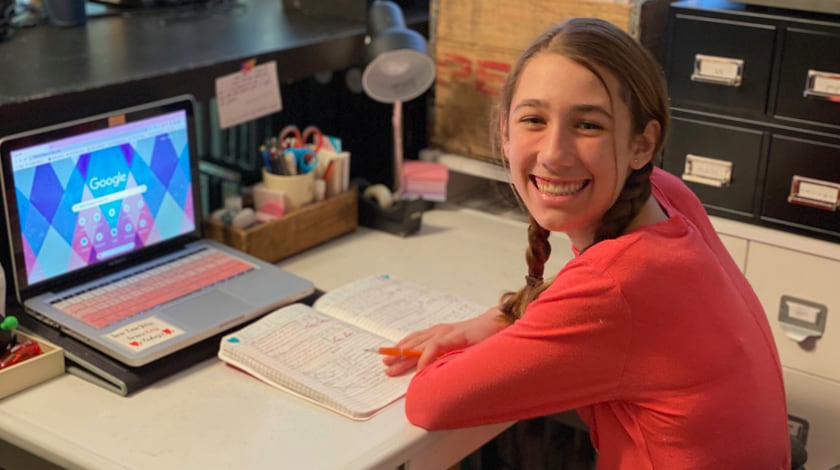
[383,306,509,376]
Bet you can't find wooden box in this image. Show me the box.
[203,188,358,263]
[430,0,671,162]
[0,331,65,399]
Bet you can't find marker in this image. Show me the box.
[0,316,17,331]
[283,152,297,175]
[0,315,18,352]
[322,160,335,183]
[259,145,271,172]
[365,347,422,358]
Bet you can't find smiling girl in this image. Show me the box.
[384,18,790,469]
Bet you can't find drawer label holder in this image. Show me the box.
[682,153,733,187]
[691,54,744,87]
[778,295,827,343]
[804,69,840,101]
[788,415,809,446]
[788,175,840,211]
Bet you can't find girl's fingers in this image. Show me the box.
[382,324,460,375]
[385,356,418,376]
[415,342,443,371]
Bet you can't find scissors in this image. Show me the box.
[278,125,322,174]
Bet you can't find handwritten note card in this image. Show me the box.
[106,317,184,351]
[215,60,283,129]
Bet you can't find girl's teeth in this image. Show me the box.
[536,180,585,196]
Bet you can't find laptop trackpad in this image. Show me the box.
[165,290,252,329]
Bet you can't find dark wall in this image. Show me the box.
[199,67,430,210]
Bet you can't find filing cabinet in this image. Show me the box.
[661,115,766,216]
[763,134,840,236]
[717,232,747,270]
[713,219,840,469]
[667,11,776,118]
[663,0,840,241]
[782,368,840,470]
[744,241,840,383]
[667,3,840,466]
[775,26,840,127]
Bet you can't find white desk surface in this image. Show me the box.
[0,205,572,470]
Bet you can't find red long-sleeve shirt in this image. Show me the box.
[405,168,790,469]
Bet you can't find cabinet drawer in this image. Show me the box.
[761,134,840,236]
[718,233,747,272]
[775,27,840,127]
[667,14,776,116]
[782,368,840,470]
[745,241,840,382]
[662,116,764,216]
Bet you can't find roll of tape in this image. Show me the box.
[363,184,394,209]
[231,208,256,229]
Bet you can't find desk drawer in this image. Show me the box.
[761,134,840,236]
[775,27,840,127]
[662,116,765,216]
[745,241,840,382]
[667,14,776,116]
[782,368,840,470]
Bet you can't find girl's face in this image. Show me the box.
[502,52,653,249]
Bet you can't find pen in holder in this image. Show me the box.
[262,168,315,213]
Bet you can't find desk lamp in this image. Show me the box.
[359,0,435,236]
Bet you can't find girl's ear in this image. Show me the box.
[630,119,661,170]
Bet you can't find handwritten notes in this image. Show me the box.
[106,317,184,351]
[217,275,484,419]
[219,303,410,419]
[215,60,282,130]
[313,275,484,342]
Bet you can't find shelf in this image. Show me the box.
[0,2,429,137]
[420,149,509,183]
[419,149,526,222]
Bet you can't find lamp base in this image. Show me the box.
[358,195,425,237]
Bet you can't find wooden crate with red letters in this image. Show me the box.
[429,0,670,163]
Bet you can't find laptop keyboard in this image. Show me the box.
[52,249,255,329]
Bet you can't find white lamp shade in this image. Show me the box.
[361,1,435,103]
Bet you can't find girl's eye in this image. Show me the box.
[519,115,544,125]
[578,121,603,131]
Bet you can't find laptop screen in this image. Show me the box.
[0,96,200,295]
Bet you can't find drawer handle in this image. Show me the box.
[778,295,827,343]
[681,154,732,187]
[787,175,840,211]
[804,69,840,101]
[690,54,744,87]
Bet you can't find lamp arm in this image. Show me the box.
[392,100,403,198]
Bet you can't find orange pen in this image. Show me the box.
[366,347,423,358]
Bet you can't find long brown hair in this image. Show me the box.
[495,18,670,322]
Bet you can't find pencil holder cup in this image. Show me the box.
[262,168,315,212]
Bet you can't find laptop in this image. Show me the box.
[0,95,315,367]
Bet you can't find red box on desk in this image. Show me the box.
[0,331,65,399]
